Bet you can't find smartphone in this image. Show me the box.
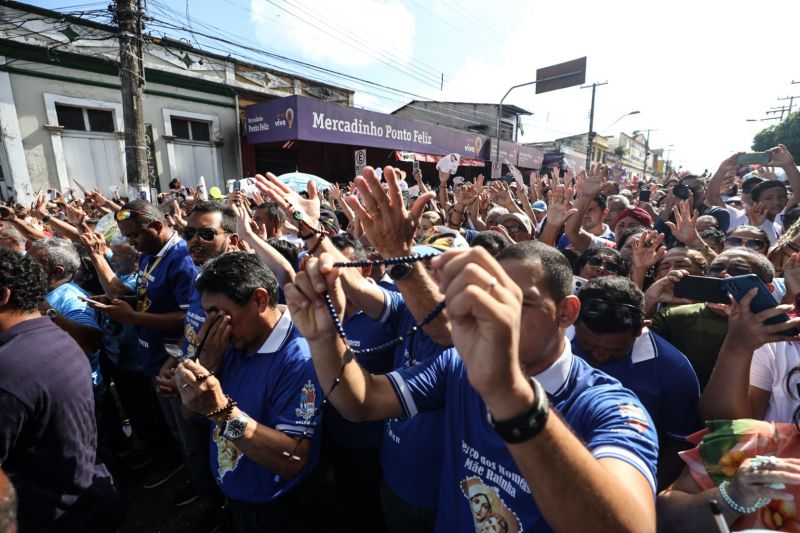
[233,179,242,192]
[736,152,770,166]
[49,190,57,201]
[674,275,728,304]
[412,160,420,172]
[78,295,106,306]
[673,183,690,200]
[723,274,799,336]
[572,276,587,296]
[638,186,651,203]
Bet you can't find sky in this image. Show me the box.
[31,0,800,172]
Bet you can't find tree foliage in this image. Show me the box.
[752,111,800,160]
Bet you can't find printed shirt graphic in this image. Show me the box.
[681,420,800,531]
[209,309,323,503]
[182,280,205,359]
[378,289,450,509]
[387,343,659,532]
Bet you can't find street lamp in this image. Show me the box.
[601,110,640,133]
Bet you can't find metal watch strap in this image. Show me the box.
[488,377,549,444]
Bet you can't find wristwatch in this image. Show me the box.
[222,411,250,442]
[45,308,58,319]
[488,377,549,444]
[387,262,413,281]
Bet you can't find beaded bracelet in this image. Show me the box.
[718,480,770,515]
[204,394,237,420]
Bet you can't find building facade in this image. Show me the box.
[0,2,352,203]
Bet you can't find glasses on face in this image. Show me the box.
[580,298,644,330]
[707,263,753,278]
[586,255,621,274]
[503,224,525,233]
[725,236,767,251]
[115,209,155,222]
[182,227,221,242]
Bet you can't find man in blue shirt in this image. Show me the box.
[287,240,659,532]
[27,237,103,388]
[90,200,196,488]
[570,276,702,489]
[174,252,323,532]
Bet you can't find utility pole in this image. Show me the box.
[634,129,657,181]
[116,0,148,198]
[778,96,800,116]
[581,81,607,172]
[767,105,792,121]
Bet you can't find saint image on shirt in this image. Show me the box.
[215,427,242,482]
[461,476,520,533]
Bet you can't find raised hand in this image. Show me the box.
[254,172,321,230]
[746,201,768,227]
[346,166,436,257]
[631,230,667,271]
[79,230,108,257]
[175,359,227,416]
[664,200,702,247]
[283,253,345,342]
[724,289,800,354]
[546,184,578,228]
[430,248,525,416]
[768,144,796,168]
[643,269,695,313]
[575,167,612,198]
[782,252,800,298]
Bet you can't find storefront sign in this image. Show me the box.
[517,146,544,169]
[354,148,366,175]
[245,95,490,159]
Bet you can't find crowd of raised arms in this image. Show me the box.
[4,145,800,533]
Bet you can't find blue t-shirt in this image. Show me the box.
[570,328,702,442]
[101,273,140,372]
[182,278,206,359]
[47,281,102,388]
[379,289,450,509]
[210,309,323,503]
[135,234,197,376]
[325,304,398,449]
[387,342,659,532]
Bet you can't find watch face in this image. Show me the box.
[224,416,248,441]
[388,263,413,281]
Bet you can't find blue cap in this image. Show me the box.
[532,200,547,212]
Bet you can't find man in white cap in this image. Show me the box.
[497,213,533,243]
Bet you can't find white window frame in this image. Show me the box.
[43,93,124,192]
[162,108,222,186]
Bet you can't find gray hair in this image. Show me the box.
[29,237,80,279]
[0,225,26,247]
[607,194,631,208]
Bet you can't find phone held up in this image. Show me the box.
[736,152,770,167]
[674,274,799,336]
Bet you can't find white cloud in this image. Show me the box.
[249,0,416,69]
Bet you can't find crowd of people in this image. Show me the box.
[3,145,800,532]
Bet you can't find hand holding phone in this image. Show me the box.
[78,295,109,306]
[723,275,799,336]
[736,152,770,167]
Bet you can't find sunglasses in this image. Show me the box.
[586,255,621,274]
[579,298,644,330]
[115,209,156,222]
[707,264,753,278]
[502,224,526,233]
[724,236,767,251]
[182,227,222,241]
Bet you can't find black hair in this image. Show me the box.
[577,276,645,334]
[266,238,299,272]
[256,202,286,224]
[751,180,787,202]
[576,247,628,276]
[593,192,608,210]
[189,200,237,234]
[0,248,47,312]
[496,241,573,301]
[699,228,725,246]
[470,230,512,257]
[330,232,367,261]
[578,276,645,311]
[335,211,350,231]
[678,174,704,185]
[196,252,278,307]
[712,248,775,283]
[121,199,165,226]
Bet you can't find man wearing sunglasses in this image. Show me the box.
[570,276,701,489]
[648,248,776,391]
[91,200,197,489]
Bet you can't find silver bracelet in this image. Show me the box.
[718,480,770,515]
